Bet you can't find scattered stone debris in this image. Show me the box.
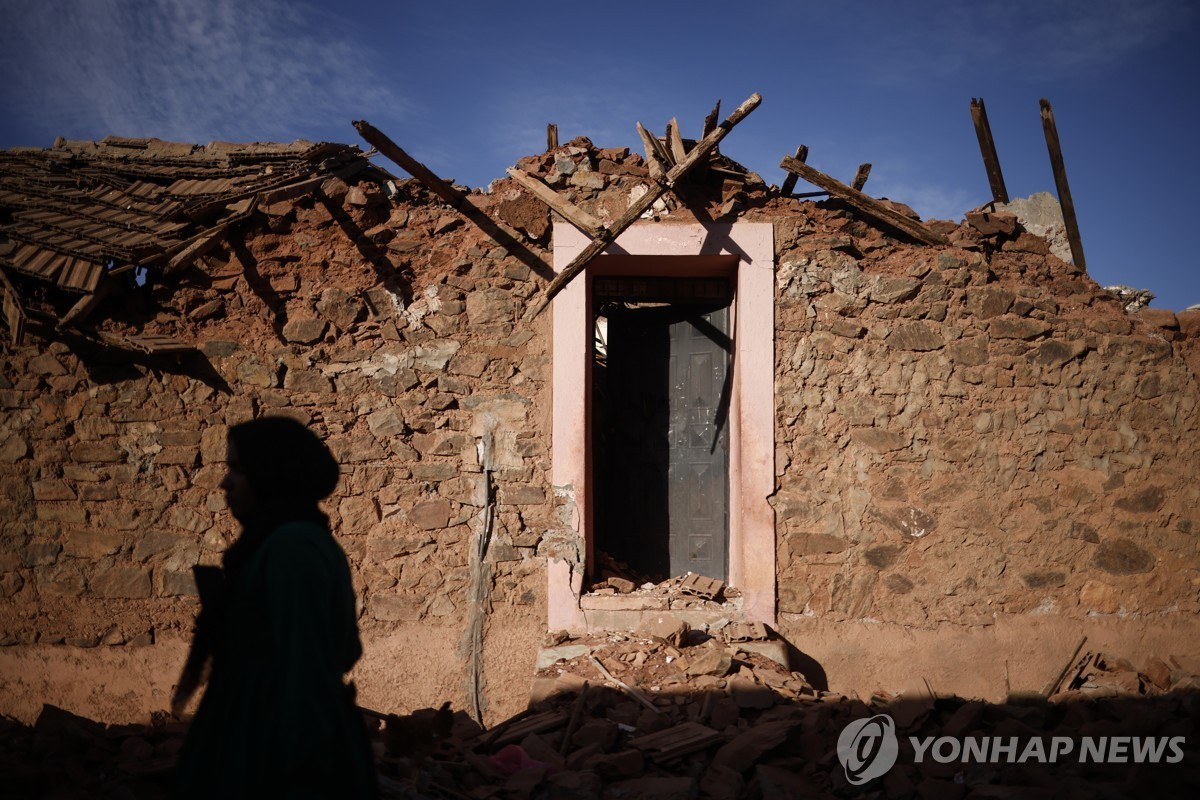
[3,648,1197,798]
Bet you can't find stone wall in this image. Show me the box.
[0,174,562,723]
[2,135,1198,721]
[767,205,1200,632]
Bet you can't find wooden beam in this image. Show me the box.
[852,163,872,191]
[163,217,240,275]
[780,155,947,246]
[1039,99,1087,272]
[547,123,558,151]
[353,120,552,276]
[0,268,26,346]
[970,98,1009,204]
[527,93,762,319]
[354,120,472,209]
[636,122,672,179]
[666,117,688,164]
[505,167,605,238]
[701,100,721,139]
[779,145,808,196]
[57,279,114,331]
[666,93,761,183]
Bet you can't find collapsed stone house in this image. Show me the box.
[1,98,1198,728]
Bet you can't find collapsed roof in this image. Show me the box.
[0,135,390,349]
[0,93,1113,355]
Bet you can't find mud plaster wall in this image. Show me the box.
[2,138,1199,723]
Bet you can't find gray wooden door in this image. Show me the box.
[597,301,730,581]
[668,307,730,580]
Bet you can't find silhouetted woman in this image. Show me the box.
[172,416,376,798]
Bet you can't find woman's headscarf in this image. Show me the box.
[223,416,340,573]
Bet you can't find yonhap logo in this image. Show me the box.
[837,713,899,785]
[834,711,1186,786]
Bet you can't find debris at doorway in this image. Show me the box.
[588,553,739,605]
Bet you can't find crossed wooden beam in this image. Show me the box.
[523,93,762,319]
[356,95,762,319]
[356,93,1087,324]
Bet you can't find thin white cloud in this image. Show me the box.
[860,0,1191,85]
[0,0,405,145]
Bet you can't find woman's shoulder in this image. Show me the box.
[256,521,348,584]
[270,519,330,540]
[260,520,341,562]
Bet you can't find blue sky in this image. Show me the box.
[2,0,1197,309]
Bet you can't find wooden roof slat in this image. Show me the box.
[779,153,948,246]
[97,330,194,354]
[59,259,104,292]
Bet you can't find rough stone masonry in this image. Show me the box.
[0,133,1197,725]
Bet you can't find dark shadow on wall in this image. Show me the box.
[228,235,288,343]
[315,191,419,306]
[54,329,234,395]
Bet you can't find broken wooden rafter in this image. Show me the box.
[779,145,808,196]
[56,280,115,332]
[701,100,721,140]
[1039,99,1087,272]
[666,117,688,164]
[588,654,662,715]
[352,120,552,276]
[506,168,605,238]
[547,123,559,151]
[527,92,762,319]
[0,268,26,345]
[970,97,1009,204]
[636,121,672,179]
[851,162,872,191]
[163,215,243,276]
[629,722,722,762]
[1042,634,1088,697]
[779,153,948,246]
[559,681,590,756]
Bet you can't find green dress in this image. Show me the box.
[172,522,376,798]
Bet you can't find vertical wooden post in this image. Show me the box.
[547,123,559,151]
[970,98,1009,204]
[780,145,808,196]
[1040,98,1086,272]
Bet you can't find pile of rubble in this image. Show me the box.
[4,633,1198,799]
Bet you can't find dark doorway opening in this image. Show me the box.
[592,276,733,585]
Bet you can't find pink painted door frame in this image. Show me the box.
[549,221,776,630]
